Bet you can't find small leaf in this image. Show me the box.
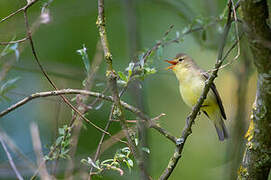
[88,157,100,169]
[117,80,127,86]
[77,44,90,74]
[145,67,157,75]
[127,159,133,167]
[58,127,64,135]
[95,82,105,87]
[0,77,20,99]
[134,138,138,146]
[1,42,20,60]
[95,101,104,110]
[138,53,145,68]
[126,62,135,78]
[182,26,190,34]
[55,136,63,146]
[142,147,150,154]
[176,31,180,38]
[121,147,130,154]
[118,71,128,82]
[81,159,89,166]
[101,159,114,165]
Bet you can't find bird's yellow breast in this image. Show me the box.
[174,65,216,110]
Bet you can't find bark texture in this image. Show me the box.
[238,0,271,179]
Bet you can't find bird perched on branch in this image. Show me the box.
[165,53,228,141]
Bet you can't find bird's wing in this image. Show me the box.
[201,72,227,120]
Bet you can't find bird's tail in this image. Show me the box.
[214,118,229,141]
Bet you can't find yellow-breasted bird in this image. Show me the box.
[165,53,228,141]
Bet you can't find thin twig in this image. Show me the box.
[65,41,103,180]
[89,105,115,180]
[159,1,234,179]
[23,5,108,136]
[0,129,36,171]
[0,0,39,24]
[97,0,149,179]
[30,122,51,180]
[0,134,24,180]
[0,37,28,45]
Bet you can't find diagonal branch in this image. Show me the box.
[0,37,28,45]
[0,0,39,24]
[0,134,23,180]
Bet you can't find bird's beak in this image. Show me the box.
[165,59,177,70]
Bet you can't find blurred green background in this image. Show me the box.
[0,0,260,179]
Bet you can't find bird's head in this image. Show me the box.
[165,53,191,71]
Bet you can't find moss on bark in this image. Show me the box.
[238,0,271,179]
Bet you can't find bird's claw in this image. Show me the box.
[176,138,184,146]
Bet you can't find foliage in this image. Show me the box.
[81,147,133,176]
[0,77,20,101]
[44,125,72,161]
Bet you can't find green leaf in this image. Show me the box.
[77,44,90,74]
[126,62,135,79]
[0,77,20,99]
[95,101,104,110]
[81,159,89,166]
[101,159,114,165]
[138,53,145,67]
[134,138,138,146]
[87,157,101,169]
[1,41,20,60]
[118,71,128,82]
[58,127,64,135]
[142,147,150,154]
[127,159,133,167]
[176,31,180,38]
[145,67,157,75]
[55,136,63,146]
[182,26,190,34]
[121,147,130,154]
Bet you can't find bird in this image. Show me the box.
[165,53,228,141]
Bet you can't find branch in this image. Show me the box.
[0,37,28,45]
[22,8,108,136]
[30,122,51,180]
[159,1,234,179]
[0,0,39,24]
[0,134,23,180]
[96,0,150,179]
[0,89,177,143]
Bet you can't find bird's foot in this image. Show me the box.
[176,138,184,146]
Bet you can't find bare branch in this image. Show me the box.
[0,0,39,24]
[0,37,28,45]
[0,134,24,180]
[0,129,36,171]
[30,122,51,180]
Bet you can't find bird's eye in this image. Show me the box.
[178,57,184,62]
